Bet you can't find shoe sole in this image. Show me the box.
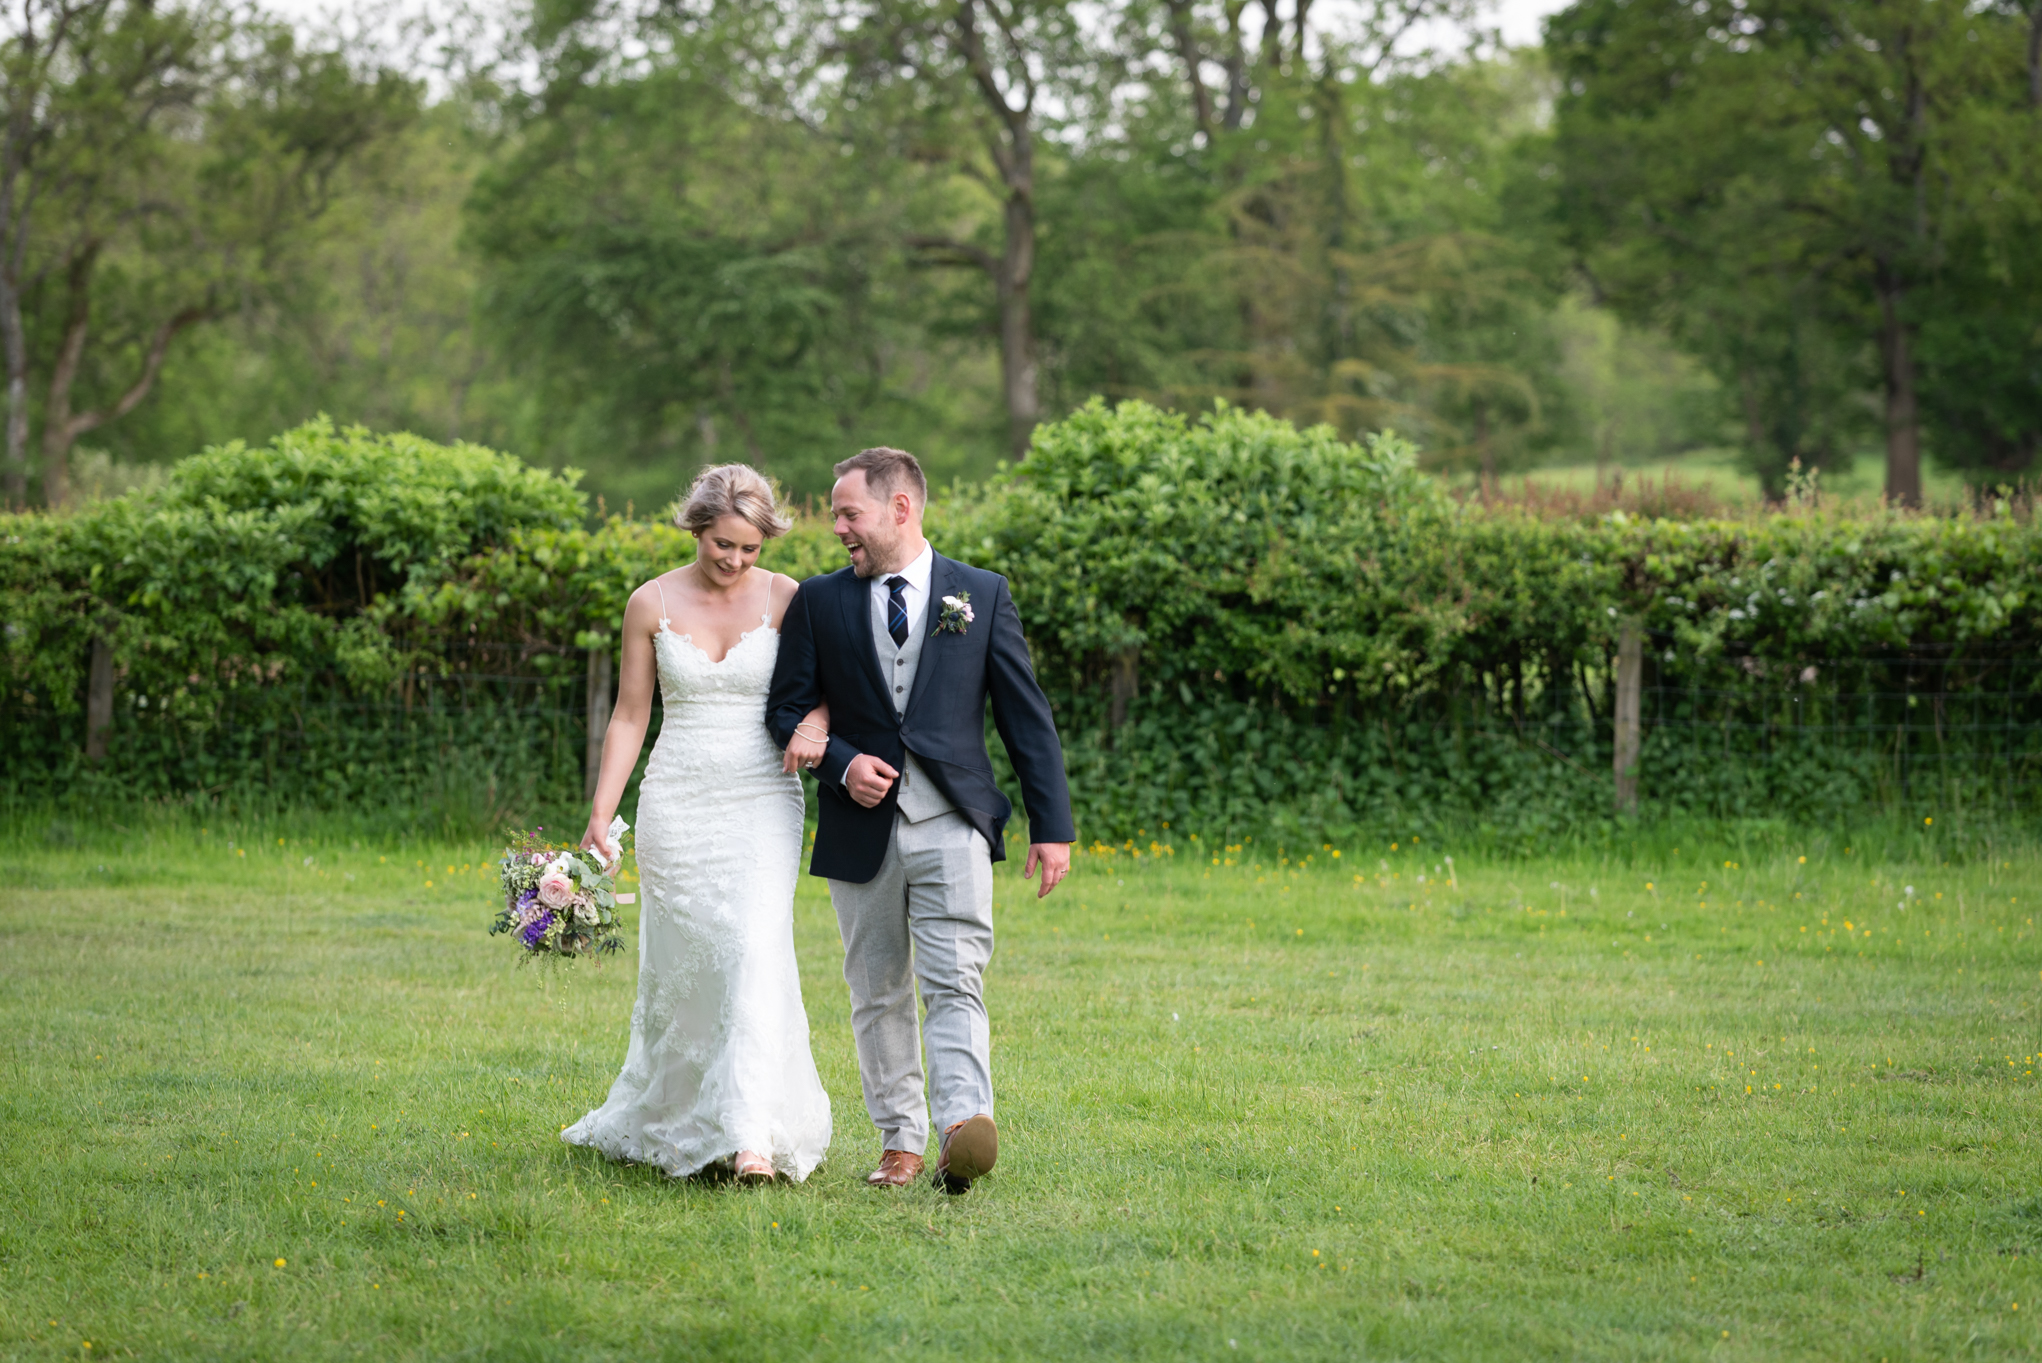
[944,1115,998,1181]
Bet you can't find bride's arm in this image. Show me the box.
[782,700,831,775]
[769,572,833,776]
[582,583,661,861]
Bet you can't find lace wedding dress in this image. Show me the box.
[563,607,832,1181]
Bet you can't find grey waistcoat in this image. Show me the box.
[870,586,957,823]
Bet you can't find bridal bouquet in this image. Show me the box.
[490,819,629,960]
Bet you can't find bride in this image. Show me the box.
[566,464,834,1183]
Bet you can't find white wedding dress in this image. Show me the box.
[563,608,832,1181]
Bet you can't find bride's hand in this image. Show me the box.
[580,815,614,865]
[783,704,830,775]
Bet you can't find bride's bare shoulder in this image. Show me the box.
[626,573,679,626]
[767,572,803,626]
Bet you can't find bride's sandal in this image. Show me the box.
[733,1151,775,1184]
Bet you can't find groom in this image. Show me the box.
[767,446,1074,1195]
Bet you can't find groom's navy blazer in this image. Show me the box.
[765,552,1076,884]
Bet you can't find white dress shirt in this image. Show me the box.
[870,540,934,643]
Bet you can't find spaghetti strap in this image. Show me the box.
[653,576,671,627]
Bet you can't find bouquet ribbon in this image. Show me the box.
[597,815,630,873]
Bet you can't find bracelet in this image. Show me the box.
[794,722,830,742]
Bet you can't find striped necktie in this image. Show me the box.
[886,576,909,647]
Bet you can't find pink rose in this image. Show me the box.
[537,868,575,908]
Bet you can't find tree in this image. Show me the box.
[483,0,1604,478]
[89,102,500,472]
[462,7,998,502]
[1548,0,2040,502]
[1027,7,1575,465]
[0,0,413,507]
[831,0,1107,457]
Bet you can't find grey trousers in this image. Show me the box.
[828,809,995,1154]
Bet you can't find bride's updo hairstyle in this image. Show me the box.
[675,463,792,540]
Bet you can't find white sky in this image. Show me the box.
[262,0,1576,75]
[1494,0,1570,47]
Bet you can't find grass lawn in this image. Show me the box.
[1488,448,1978,510]
[2,823,2038,1360]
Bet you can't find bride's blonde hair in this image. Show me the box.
[674,463,792,539]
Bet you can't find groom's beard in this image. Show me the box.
[847,526,906,578]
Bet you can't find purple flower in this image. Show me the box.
[516,888,538,910]
[520,910,554,947]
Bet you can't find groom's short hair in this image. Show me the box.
[835,447,926,509]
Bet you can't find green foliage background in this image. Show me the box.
[10,0,2038,516]
[6,407,2037,843]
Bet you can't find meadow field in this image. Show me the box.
[1,821,2038,1360]
[1485,448,1980,511]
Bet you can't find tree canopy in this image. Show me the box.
[2,0,2032,508]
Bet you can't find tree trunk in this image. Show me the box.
[41,285,214,502]
[39,246,97,509]
[1738,368,1766,458]
[1107,648,1139,733]
[953,0,1040,459]
[1876,265,1922,508]
[0,61,34,511]
[0,220,23,508]
[997,187,1038,458]
[41,240,208,506]
[1164,0,1215,141]
[584,647,613,803]
[1,296,23,509]
[1221,0,1252,129]
[2029,0,2041,108]
[1613,619,1642,816]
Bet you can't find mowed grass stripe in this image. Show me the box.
[0,831,2036,1360]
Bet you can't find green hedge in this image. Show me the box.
[4,405,2038,843]
[978,402,2041,844]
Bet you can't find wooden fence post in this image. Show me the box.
[585,646,613,803]
[1613,618,1643,816]
[85,636,114,762]
[1107,648,1139,736]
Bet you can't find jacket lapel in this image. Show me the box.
[901,553,960,721]
[838,569,889,701]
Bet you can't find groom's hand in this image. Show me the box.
[844,753,899,808]
[1024,842,1071,898]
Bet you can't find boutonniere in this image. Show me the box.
[935,592,975,635]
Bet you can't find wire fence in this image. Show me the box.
[5,647,2037,828]
[1448,651,2042,819]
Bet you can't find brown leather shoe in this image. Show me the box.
[934,1115,997,1194]
[866,1150,924,1187]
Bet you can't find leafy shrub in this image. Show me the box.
[967,401,2041,844]
[1,421,590,818]
[3,402,2038,844]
